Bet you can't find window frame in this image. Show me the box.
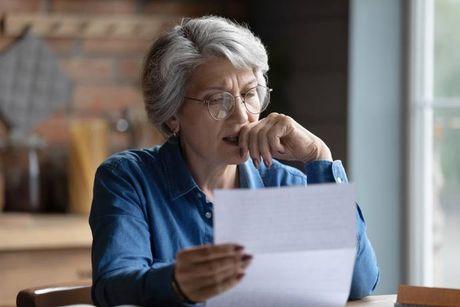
[407,0,435,286]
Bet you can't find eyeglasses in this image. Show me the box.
[183,85,273,120]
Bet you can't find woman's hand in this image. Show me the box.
[174,243,252,302]
[239,112,332,167]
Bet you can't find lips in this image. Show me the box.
[223,135,238,143]
[222,133,240,146]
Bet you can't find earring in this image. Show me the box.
[173,129,179,137]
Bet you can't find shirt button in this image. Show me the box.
[205,212,212,219]
[337,177,342,183]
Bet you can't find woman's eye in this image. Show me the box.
[207,93,224,100]
[244,89,257,97]
[208,98,224,105]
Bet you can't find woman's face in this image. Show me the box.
[177,56,259,167]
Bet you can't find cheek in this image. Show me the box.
[184,117,223,148]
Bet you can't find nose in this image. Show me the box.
[229,96,248,123]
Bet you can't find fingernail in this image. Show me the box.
[253,159,259,168]
[241,256,253,269]
[241,254,253,262]
[234,244,244,251]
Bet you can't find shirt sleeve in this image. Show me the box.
[303,160,348,184]
[303,160,380,299]
[349,205,380,299]
[89,162,189,307]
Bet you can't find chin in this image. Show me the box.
[226,157,247,165]
[221,150,246,165]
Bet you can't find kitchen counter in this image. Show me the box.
[0,213,91,251]
[0,213,92,307]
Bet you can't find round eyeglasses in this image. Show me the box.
[183,85,273,120]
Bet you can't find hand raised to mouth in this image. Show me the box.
[238,112,333,168]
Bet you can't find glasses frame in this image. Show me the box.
[183,84,273,120]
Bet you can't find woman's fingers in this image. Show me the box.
[248,123,263,167]
[239,112,332,164]
[177,243,242,265]
[239,113,285,167]
[239,254,253,270]
[257,122,276,167]
[267,120,288,155]
[180,255,252,301]
[192,270,246,302]
[183,257,247,293]
[175,244,253,302]
[238,122,257,156]
[239,121,261,166]
[180,254,242,280]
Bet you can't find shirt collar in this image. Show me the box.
[159,137,265,200]
[159,137,198,201]
[239,159,265,189]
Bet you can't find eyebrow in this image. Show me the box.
[202,79,258,92]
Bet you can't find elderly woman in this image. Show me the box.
[90,16,379,306]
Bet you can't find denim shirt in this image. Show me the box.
[90,138,379,306]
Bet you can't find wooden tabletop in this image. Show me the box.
[0,213,92,251]
[60,295,398,307]
[346,295,397,306]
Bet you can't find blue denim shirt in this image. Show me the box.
[90,138,379,306]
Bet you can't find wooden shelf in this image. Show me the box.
[1,13,180,38]
[0,213,92,251]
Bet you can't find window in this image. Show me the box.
[408,0,460,287]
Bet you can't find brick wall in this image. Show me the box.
[0,0,349,211]
[0,0,246,149]
[1,0,347,157]
[0,0,246,212]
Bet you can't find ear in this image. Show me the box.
[166,115,180,133]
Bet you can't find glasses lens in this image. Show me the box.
[207,92,234,120]
[244,86,270,114]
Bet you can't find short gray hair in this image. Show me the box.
[141,15,269,136]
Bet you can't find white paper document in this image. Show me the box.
[207,183,357,307]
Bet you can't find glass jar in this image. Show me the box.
[1,133,45,212]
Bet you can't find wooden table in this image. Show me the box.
[347,295,397,306]
[0,213,92,307]
[63,295,398,306]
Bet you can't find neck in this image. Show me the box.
[191,163,238,200]
[179,141,239,201]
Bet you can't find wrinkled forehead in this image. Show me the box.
[186,57,256,93]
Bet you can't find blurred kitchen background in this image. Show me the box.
[0,0,459,306]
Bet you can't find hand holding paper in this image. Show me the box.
[208,183,357,307]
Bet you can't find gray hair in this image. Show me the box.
[141,15,269,136]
